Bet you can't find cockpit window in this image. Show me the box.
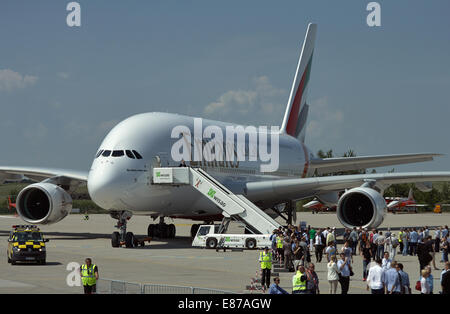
[125,150,135,159]
[98,149,141,159]
[132,150,143,159]
[112,150,124,157]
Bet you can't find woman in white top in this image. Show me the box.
[420,269,431,294]
[384,235,393,259]
[327,255,340,294]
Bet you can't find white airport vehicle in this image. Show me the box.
[2,23,450,248]
[192,224,272,250]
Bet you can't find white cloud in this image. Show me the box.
[204,89,257,116]
[203,76,286,125]
[306,96,344,140]
[0,69,38,91]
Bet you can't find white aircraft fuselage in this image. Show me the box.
[87,112,312,220]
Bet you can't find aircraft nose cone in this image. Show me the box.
[88,164,124,209]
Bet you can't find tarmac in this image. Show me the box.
[0,212,449,294]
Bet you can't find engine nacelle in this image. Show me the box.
[337,187,386,229]
[16,183,72,225]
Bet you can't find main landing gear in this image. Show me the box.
[147,217,176,239]
[110,213,176,247]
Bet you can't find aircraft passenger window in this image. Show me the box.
[95,150,104,158]
[126,150,135,159]
[102,150,112,157]
[132,150,143,159]
[112,150,124,157]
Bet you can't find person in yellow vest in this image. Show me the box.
[292,265,307,294]
[276,234,284,265]
[79,258,99,294]
[259,247,273,292]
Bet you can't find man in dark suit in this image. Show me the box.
[442,262,450,294]
[314,230,325,263]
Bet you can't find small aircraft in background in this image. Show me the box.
[7,195,18,216]
[303,199,336,214]
[7,195,16,211]
[385,188,427,213]
[305,188,429,214]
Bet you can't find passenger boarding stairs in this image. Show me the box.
[152,167,281,234]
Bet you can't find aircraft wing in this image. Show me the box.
[0,166,88,188]
[245,171,450,202]
[309,153,442,175]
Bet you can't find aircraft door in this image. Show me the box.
[156,152,170,167]
[148,152,170,185]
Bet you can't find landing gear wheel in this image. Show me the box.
[206,237,217,249]
[147,225,155,237]
[190,224,200,238]
[111,232,120,248]
[168,224,176,239]
[7,256,11,264]
[125,232,135,248]
[163,225,171,238]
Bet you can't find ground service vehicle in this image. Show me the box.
[192,224,272,250]
[7,225,49,265]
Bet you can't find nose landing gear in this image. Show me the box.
[110,211,136,248]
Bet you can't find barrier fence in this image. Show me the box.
[97,278,237,294]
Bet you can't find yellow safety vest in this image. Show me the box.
[81,264,97,286]
[259,251,272,269]
[292,271,306,291]
[398,231,403,243]
[277,237,283,249]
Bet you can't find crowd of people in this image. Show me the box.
[263,224,450,294]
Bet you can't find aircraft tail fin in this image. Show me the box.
[280,23,317,143]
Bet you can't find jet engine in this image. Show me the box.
[337,187,386,229]
[16,182,72,224]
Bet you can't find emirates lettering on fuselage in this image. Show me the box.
[171,118,280,172]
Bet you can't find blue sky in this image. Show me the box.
[0,0,449,173]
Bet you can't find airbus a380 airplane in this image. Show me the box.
[2,23,450,245]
